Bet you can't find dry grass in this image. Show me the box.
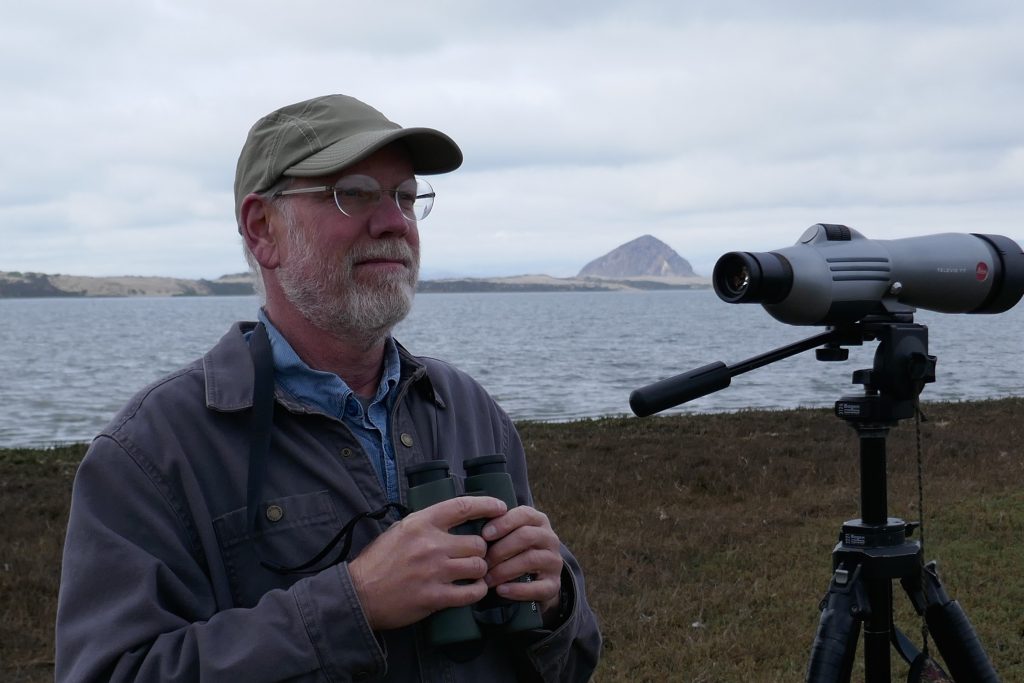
[520,399,1024,681]
[0,445,81,682]
[2,399,1022,681]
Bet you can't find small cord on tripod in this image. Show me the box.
[915,401,932,659]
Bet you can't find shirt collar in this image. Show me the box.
[202,320,437,413]
[257,309,402,418]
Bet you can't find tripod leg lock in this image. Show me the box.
[807,565,870,682]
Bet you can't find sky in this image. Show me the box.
[2,1,1023,280]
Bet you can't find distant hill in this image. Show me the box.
[577,235,696,278]
[0,271,255,298]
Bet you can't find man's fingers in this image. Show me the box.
[446,532,488,559]
[486,548,545,583]
[422,494,506,530]
[431,577,490,609]
[492,575,559,604]
[486,547,561,585]
[481,505,550,541]
[484,525,554,565]
[442,556,490,583]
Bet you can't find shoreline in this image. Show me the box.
[0,270,710,299]
[3,394,1019,452]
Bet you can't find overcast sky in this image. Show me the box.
[2,1,1022,280]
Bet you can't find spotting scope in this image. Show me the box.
[712,224,1024,325]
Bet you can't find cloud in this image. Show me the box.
[1,1,1023,278]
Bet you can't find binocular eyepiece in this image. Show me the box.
[406,455,543,653]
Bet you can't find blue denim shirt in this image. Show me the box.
[257,310,402,501]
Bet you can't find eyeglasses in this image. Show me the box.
[273,175,435,221]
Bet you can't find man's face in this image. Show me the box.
[273,144,421,344]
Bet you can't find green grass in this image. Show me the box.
[2,400,1023,682]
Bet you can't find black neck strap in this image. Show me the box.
[247,322,275,547]
[245,322,407,575]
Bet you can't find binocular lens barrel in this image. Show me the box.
[404,461,484,646]
[463,454,517,508]
[462,455,543,633]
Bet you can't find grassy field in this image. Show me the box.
[2,398,1022,681]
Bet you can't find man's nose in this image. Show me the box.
[367,192,412,238]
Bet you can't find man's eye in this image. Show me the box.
[338,188,379,203]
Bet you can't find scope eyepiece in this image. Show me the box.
[713,251,793,304]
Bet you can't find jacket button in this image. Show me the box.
[341,447,354,458]
[265,505,284,522]
[400,433,414,448]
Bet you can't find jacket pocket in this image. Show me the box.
[213,490,340,607]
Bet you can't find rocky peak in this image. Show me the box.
[576,235,696,278]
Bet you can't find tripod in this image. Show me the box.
[805,322,999,682]
[629,317,1001,682]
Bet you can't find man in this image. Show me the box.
[55,94,601,682]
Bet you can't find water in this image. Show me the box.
[1,290,1021,447]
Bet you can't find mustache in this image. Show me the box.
[347,240,416,266]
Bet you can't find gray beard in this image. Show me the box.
[277,230,418,349]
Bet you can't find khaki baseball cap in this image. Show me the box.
[234,94,463,222]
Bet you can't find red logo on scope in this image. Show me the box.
[976,262,989,282]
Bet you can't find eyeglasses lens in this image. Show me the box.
[333,176,434,221]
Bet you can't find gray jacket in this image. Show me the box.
[56,322,601,682]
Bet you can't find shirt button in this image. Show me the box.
[265,505,284,522]
[400,433,414,448]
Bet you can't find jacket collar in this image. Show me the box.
[202,321,444,412]
[395,340,446,409]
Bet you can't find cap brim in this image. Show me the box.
[284,127,463,178]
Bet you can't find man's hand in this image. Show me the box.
[348,495,507,631]
[481,506,564,622]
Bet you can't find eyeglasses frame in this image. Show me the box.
[271,175,435,221]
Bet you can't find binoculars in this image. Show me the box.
[406,454,543,648]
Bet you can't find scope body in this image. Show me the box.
[713,224,1024,325]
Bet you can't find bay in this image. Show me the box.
[1,290,1021,448]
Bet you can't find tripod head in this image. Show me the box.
[834,320,934,426]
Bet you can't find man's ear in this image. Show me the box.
[239,193,282,269]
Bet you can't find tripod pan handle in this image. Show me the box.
[629,362,731,417]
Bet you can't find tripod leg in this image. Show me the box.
[901,561,1001,682]
[862,578,894,682]
[806,565,866,683]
